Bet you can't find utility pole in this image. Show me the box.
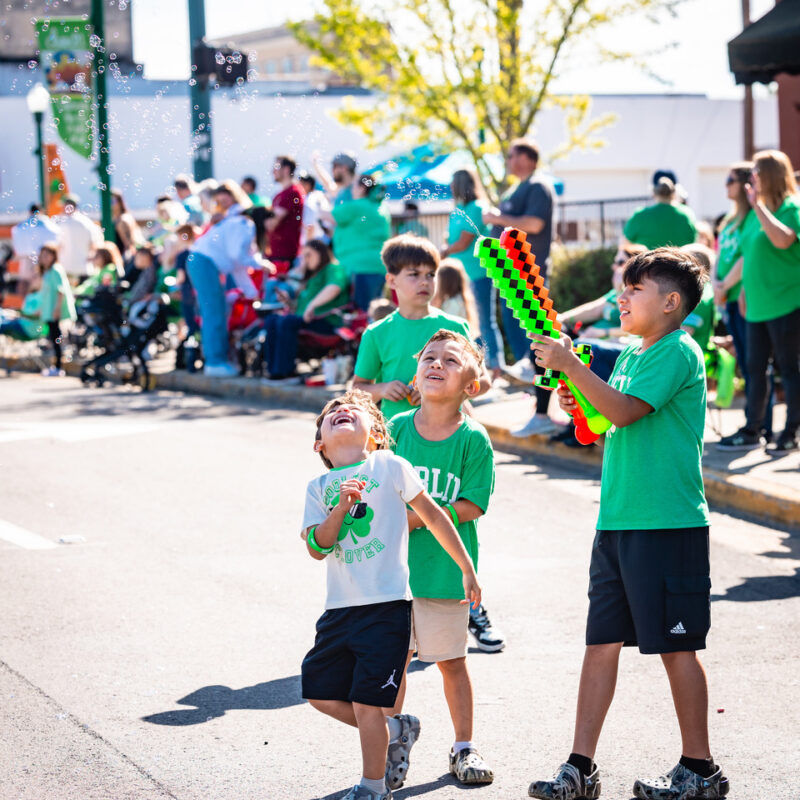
[91,0,114,237]
[742,0,753,159]
[188,0,213,181]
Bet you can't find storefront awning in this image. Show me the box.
[728,0,800,85]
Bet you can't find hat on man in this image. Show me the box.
[331,152,357,171]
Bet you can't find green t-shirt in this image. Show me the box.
[598,329,709,531]
[39,264,77,322]
[331,197,392,275]
[296,261,350,326]
[354,308,471,419]
[75,263,121,298]
[715,215,749,302]
[623,203,697,250]
[683,282,717,353]
[740,195,800,322]
[448,200,489,281]
[390,410,495,599]
[19,292,45,338]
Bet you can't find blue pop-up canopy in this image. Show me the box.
[365,145,564,201]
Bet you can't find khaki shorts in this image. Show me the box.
[409,597,469,662]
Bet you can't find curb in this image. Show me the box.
[5,357,799,528]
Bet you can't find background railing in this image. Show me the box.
[393,195,650,251]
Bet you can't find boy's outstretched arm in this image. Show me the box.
[407,498,483,532]
[532,333,652,428]
[408,491,481,608]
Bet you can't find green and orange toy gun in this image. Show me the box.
[475,228,612,445]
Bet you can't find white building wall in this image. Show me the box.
[0,88,779,223]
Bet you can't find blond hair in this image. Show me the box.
[753,150,798,212]
[432,259,479,333]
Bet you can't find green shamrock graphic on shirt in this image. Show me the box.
[330,495,374,545]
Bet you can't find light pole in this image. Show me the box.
[26,82,49,208]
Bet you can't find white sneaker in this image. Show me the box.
[511,414,561,438]
[203,363,239,378]
[502,356,535,385]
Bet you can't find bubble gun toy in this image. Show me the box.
[475,228,612,445]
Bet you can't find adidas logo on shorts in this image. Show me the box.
[670,621,687,635]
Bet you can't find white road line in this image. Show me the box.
[0,520,58,550]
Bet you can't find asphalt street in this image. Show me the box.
[0,374,797,800]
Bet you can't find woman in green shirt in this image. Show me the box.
[75,241,125,298]
[328,175,391,311]
[37,242,76,376]
[718,150,800,452]
[263,239,350,380]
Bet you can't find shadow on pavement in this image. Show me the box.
[712,527,800,602]
[310,775,475,800]
[142,675,303,725]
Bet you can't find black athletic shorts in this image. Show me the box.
[302,599,412,707]
[586,527,711,654]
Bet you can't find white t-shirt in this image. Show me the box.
[301,189,331,244]
[11,215,60,280]
[56,211,103,276]
[302,449,425,610]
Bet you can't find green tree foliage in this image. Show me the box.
[549,245,615,311]
[290,0,678,200]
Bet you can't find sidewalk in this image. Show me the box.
[3,345,799,527]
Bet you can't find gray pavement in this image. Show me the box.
[0,374,799,799]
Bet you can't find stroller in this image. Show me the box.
[80,294,171,390]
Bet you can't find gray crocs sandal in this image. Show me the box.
[384,714,420,790]
[633,762,729,800]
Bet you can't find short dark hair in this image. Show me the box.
[174,178,191,192]
[242,175,257,190]
[29,203,41,215]
[381,234,440,275]
[275,156,296,176]
[297,172,315,190]
[623,247,707,314]
[510,137,540,164]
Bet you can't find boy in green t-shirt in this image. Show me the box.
[528,248,728,800]
[353,234,491,420]
[384,330,496,790]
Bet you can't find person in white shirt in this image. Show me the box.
[11,205,60,295]
[298,172,331,244]
[300,389,480,800]
[55,194,103,280]
[186,180,274,377]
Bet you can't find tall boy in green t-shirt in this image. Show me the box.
[528,248,728,800]
[353,234,491,420]
[384,329,496,790]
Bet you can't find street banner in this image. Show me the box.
[35,18,94,159]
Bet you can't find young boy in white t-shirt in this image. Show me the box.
[301,389,481,800]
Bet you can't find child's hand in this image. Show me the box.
[407,384,421,406]
[336,479,365,512]
[531,332,575,373]
[556,380,577,413]
[461,571,482,610]
[383,380,411,402]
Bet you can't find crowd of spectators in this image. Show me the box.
[2,145,798,450]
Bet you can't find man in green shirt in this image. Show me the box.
[528,248,727,800]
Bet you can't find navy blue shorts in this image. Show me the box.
[302,599,412,707]
[586,527,711,654]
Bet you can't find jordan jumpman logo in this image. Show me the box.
[381,669,398,690]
